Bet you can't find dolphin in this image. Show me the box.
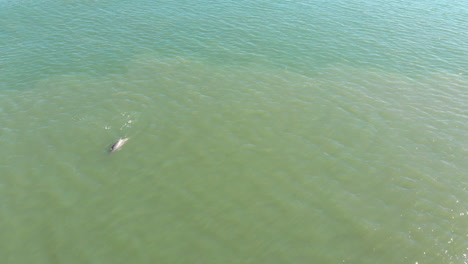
[109,137,129,153]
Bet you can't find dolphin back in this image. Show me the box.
[110,137,129,153]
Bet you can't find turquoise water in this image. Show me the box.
[1,0,467,263]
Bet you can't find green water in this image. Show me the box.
[1,1,467,263]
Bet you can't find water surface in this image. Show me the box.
[0,1,467,263]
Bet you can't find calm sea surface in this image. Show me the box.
[1,0,467,263]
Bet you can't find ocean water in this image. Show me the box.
[0,0,467,263]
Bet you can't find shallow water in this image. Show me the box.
[0,1,467,263]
